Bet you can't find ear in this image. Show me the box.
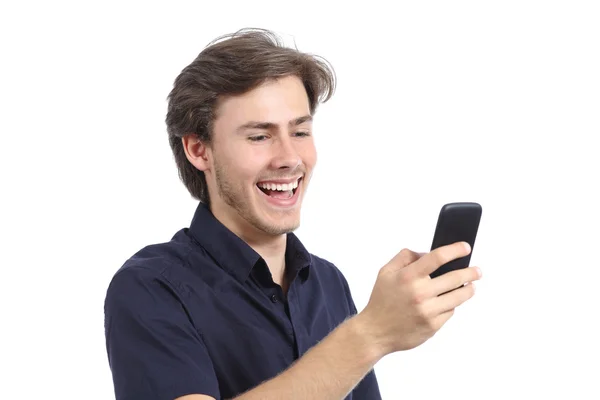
[182,134,211,172]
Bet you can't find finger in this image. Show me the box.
[430,282,476,315]
[430,308,454,332]
[430,266,481,297]
[386,248,422,272]
[414,241,471,277]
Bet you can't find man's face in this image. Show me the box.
[205,75,317,237]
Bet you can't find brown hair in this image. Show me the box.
[165,28,336,206]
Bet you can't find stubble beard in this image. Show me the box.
[214,160,300,236]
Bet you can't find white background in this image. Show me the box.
[1,1,599,399]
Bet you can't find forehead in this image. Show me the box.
[214,76,311,130]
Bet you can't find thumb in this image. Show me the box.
[386,248,422,272]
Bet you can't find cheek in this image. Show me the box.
[219,144,262,183]
[301,143,317,168]
[238,157,264,182]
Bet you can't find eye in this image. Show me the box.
[248,135,268,142]
[295,131,311,137]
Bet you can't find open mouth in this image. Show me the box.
[256,177,302,200]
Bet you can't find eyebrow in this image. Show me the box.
[235,115,313,133]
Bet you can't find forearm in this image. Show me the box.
[231,313,384,400]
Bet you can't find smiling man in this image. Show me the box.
[185,76,317,297]
[103,28,382,400]
[104,27,484,400]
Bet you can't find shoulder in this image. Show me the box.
[103,230,221,400]
[308,253,353,294]
[105,228,208,309]
[115,228,195,274]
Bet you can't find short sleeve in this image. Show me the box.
[338,269,383,399]
[104,266,220,400]
[337,267,358,316]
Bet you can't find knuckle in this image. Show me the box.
[425,315,437,331]
[389,249,414,270]
[432,248,448,267]
[399,248,416,265]
[378,264,389,276]
[398,268,413,284]
[459,284,475,301]
[378,266,393,283]
[415,306,431,325]
[411,290,427,305]
[399,248,412,257]
[447,270,465,289]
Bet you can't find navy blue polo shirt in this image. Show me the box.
[104,202,381,400]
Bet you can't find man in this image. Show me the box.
[104,28,482,400]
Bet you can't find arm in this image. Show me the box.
[107,265,383,400]
[341,266,383,399]
[230,313,383,400]
[178,315,380,400]
[179,268,383,400]
[177,315,380,400]
[104,266,221,400]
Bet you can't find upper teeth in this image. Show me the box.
[258,179,299,191]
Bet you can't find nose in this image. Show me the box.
[272,134,302,170]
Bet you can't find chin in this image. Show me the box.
[257,207,301,235]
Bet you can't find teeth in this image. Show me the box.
[258,179,299,191]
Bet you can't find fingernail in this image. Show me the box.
[463,242,471,252]
[475,267,482,278]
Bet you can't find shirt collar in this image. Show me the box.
[188,202,311,284]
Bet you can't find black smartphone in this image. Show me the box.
[430,202,482,281]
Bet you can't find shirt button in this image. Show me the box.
[270,294,278,303]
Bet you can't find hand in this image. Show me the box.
[358,241,481,356]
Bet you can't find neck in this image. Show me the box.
[210,203,288,287]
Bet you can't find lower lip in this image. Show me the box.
[256,179,302,209]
